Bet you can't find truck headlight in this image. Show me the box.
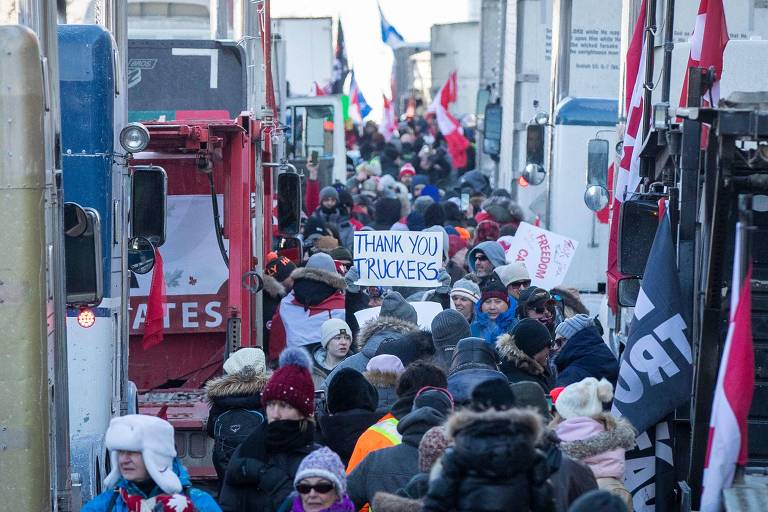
[120,123,150,154]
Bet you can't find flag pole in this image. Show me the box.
[640,0,656,184]
[660,0,675,105]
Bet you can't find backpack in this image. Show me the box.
[213,408,265,476]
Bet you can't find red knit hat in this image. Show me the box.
[262,347,315,417]
[399,163,416,178]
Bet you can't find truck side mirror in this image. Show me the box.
[523,124,546,185]
[617,277,641,307]
[584,138,610,211]
[277,171,302,235]
[131,165,167,247]
[127,236,156,275]
[618,198,659,276]
[65,205,104,306]
[483,102,502,159]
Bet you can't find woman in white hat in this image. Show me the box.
[81,414,221,511]
[311,318,353,387]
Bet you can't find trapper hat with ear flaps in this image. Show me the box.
[104,414,182,494]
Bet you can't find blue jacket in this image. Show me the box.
[554,326,618,388]
[469,300,518,345]
[82,460,221,512]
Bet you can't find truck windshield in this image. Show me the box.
[290,105,334,159]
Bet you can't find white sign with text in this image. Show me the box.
[505,222,579,290]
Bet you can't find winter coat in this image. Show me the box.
[269,266,346,361]
[538,429,598,512]
[204,368,270,481]
[446,340,507,406]
[219,423,320,512]
[423,408,555,512]
[372,492,422,512]
[263,275,287,358]
[347,407,447,509]
[311,207,355,249]
[364,369,400,412]
[82,460,221,512]
[323,316,418,389]
[496,332,554,392]
[470,304,518,345]
[311,345,344,389]
[555,413,635,481]
[554,326,618,388]
[317,409,382,466]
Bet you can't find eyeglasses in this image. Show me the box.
[296,482,335,495]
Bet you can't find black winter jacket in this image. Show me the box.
[317,409,382,466]
[539,429,598,511]
[554,326,618,388]
[496,332,554,392]
[423,408,555,512]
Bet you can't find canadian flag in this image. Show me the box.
[378,95,398,142]
[428,71,470,169]
[142,248,166,350]
[700,232,754,511]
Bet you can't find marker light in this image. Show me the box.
[518,175,529,187]
[77,307,96,328]
[119,123,150,153]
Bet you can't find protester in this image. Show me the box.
[553,314,618,388]
[496,318,554,391]
[205,348,270,484]
[470,279,518,344]
[399,163,416,187]
[493,262,531,300]
[307,181,355,249]
[430,309,472,371]
[466,240,506,287]
[516,286,557,336]
[219,348,320,512]
[375,329,437,368]
[82,415,221,512]
[269,253,346,361]
[311,319,353,387]
[447,337,508,406]
[364,354,405,411]
[318,369,381,466]
[553,378,635,511]
[282,447,355,512]
[263,255,295,356]
[449,276,481,323]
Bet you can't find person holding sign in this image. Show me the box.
[469,279,518,345]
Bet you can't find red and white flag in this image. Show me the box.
[700,230,754,512]
[378,95,398,142]
[142,248,166,350]
[427,71,470,169]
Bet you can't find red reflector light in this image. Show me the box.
[77,307,96,328]
[518,176,529,187]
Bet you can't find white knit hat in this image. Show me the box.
[104,414,182,494]
[321,318,352,348]
[494,262,530,287]
[555,377,614,420]
[554,314,594,341]
[366,354,405,375]
[223,347,267,375]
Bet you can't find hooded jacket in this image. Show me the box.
[447,338,507,406]
[470,301,518,345]
[496,332,554,392]
[466,241,507,273]
[422,408,555,512]
[364,369,400,412]
[323,316,418,389]
[347,407,447,509]
[554,326,618,388]
[269,266,346,361]
[204,368,270,480]
[82,460,221,512]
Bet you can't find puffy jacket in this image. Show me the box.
[82,460,220,512]
[269,266,346,360]
[423,408,555,512]
[470,302,518,345]
[347,407,447,509]
[496,332,554,392]
[446,337,507,405]
[554,326,618,388]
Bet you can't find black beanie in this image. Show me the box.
[374,197,403,228]
[471,378,517,411]
[509,318,552,358]
[423,203,446,228]
[396,361,447,397]
[327,368,379,414]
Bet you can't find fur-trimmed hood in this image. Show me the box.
[495,332,546,375]
[262,274,286,299]
[290,266,346,290]
[556,413,636,461]
[363,369,400,389]
[204,367,271,403]
[446,407,543,443]
[356,315,418,352]
[371,492,422,512]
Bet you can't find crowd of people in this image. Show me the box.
[83,119,633,512]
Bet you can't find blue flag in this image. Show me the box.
[350,73,371,119]
[613,212,693,432]
[379,4,404,48]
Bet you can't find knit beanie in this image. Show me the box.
[568,489,629,512]
[305,252,339,275]
[509,318,551,358]
[223,347,267,375]
[431,310,471,357]
[555,377,614,420]
[327,368,378,414]
[421,185,441,203]
[366,354,405,375]
[412,195,435,215]
[294,447,347,495]
[320,318,352,349]
[448,235,468,259]
[396,361,448,397]
[406,211,426,231]
[104,415,182,494]
[494,262,530,287]
[399,163,416,177]
[320,186,339,202]
[418,426,450,472]
[470,378,517,411]
[480,278,509,305]
[474,219,501,243]
[450,277,481,303]
[380,291,418,324]
[554,313,594,340]
[262,347,315,417]
[510,381,552,420]
[412,387,454,417]
[265,256,297,283]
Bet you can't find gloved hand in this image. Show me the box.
[345,265,361,293]
[436,268,451,294]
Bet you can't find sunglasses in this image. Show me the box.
[475,254,488,262]
[296,482,335,495]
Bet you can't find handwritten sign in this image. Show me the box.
[505,222,578,290]
[354,301,444,330]
[353,231,443,287]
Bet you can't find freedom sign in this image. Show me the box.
[505,222,578,290]
[353,230,443,287]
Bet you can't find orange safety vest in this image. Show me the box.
[346,413,403,473]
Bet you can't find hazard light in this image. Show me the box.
[77,307,96,328]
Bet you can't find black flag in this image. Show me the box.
[332,19,348,95]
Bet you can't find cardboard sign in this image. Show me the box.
[354,301,444,330]
[353,231,443,287]
[505,222,578,290]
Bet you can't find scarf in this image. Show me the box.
[118,488,194,512]
[291,494,355,512]
[266,419,315,453]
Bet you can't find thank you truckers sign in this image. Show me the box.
[505,222,578,290]
[353,230,443,287]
